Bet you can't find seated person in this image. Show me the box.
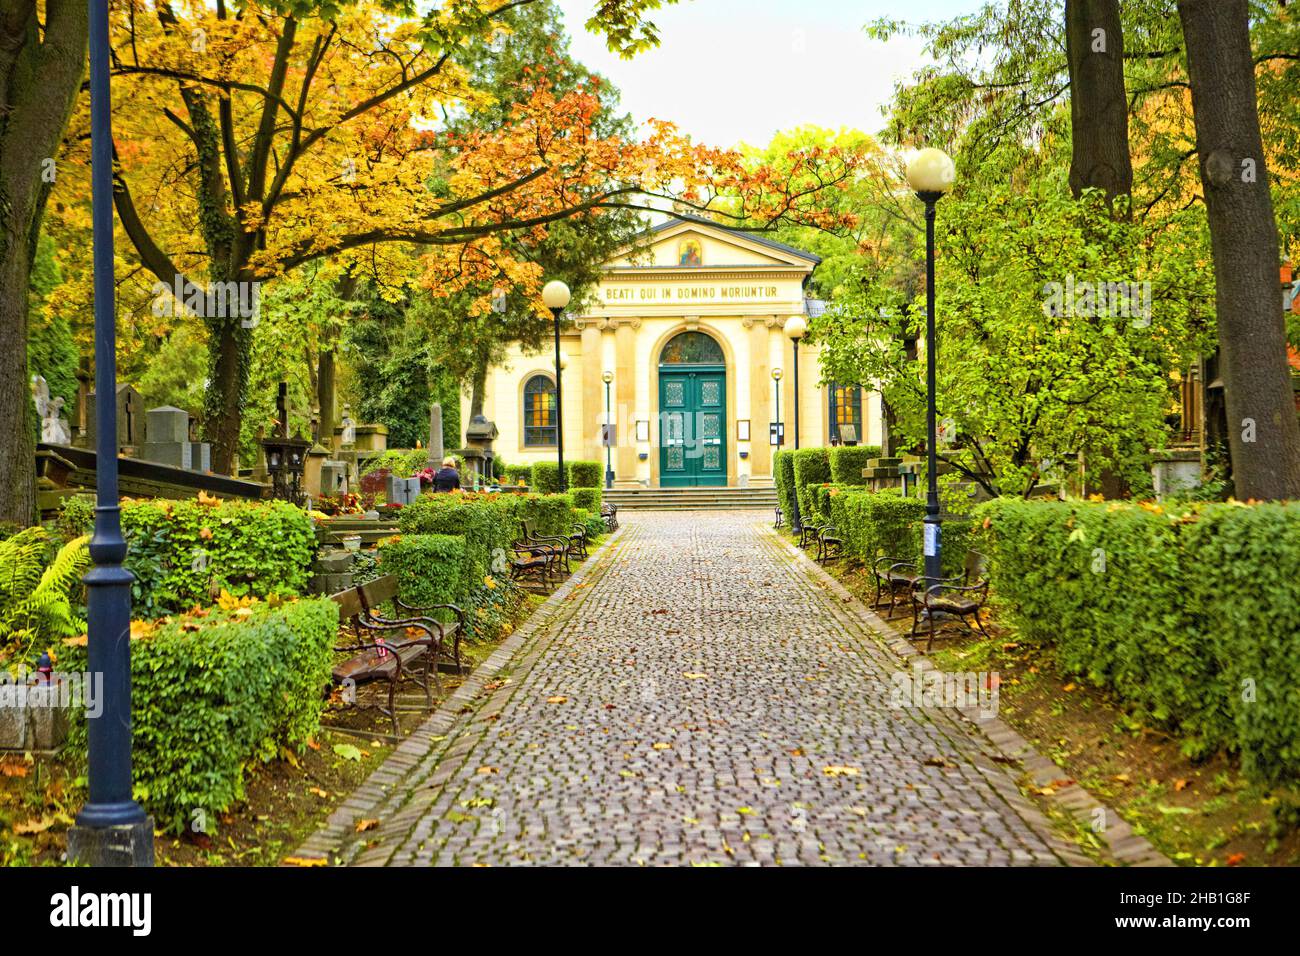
[431,456,460,493]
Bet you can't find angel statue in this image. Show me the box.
[31,375,71,445]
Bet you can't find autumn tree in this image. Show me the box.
[53,0,865,474]
[0,0,88,524]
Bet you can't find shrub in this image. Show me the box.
[773,450,797,521]
[378,534,468,616]
[571,487,602,513]
[573,508,607,541]
[55,497,315,619]
[977,498,1300,780]
[130,498,315,617]
[828,445,881,485]
[791,448,831,519]
[61,597,338,833]
[505,464,533,485]
[360,449,430,479]
[518,493,578,538]
[398,493,520,585]
[532,461,562,494]
[568,460,602,488]
[829,488,926,564]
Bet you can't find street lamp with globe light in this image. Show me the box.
[541,280,571,492]
[602,370,615,488]
[783,315,807,534]
[904,147,956,584]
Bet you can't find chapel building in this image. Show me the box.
[463,216,883,488]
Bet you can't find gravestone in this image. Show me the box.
[384,473,421,506]
[426,403,445,468]
[139,406,193,470]
[85,383,144,452]
[320,460,349,497]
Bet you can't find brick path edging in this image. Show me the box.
[291,525,627,865]
[767,526,1171,868]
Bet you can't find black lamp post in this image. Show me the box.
[67,0,153,866]
[784,315,807,534]
[771,366,783,448]
[542,280,571,493]
[602,370,614,489]
[905,147,957,583]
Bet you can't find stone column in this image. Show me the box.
[748,318,772,478]
[614,319,638,486]
[581,323,603,463]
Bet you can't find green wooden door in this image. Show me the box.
[659,369,727,487]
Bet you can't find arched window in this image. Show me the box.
[829,384,863,445]
[523,374,557,447]
[660,330,724,365]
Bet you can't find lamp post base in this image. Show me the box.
[68,816,155,867]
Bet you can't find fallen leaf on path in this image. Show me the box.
[332,743,362,762]
[546,695,568,704]
[823,765,860,778]
[355,819,380,833]
[476,766,499,774]
[282,856,327,867]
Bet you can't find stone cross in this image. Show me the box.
[426,402,444,467]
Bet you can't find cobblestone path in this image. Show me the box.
[336,512,1073,866]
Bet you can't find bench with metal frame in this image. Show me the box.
[329,575,465,734]
[870,554,920,618]
[908,550,991,650]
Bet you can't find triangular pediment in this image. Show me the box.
[604,216,819,272]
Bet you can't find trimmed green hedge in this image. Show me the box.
[62,597,338,834]
[828,445,881,485]
[378,534,467,612]
[977,498,1300,781]
[57,498,316,619]
[532,461,562,494]
[504,464,533,485]
[828,488,926,563]
[791,448,831,520]
[398,493,519,586]
[774,450,797,521]
[571,487,602,513]
[568,460,602,488]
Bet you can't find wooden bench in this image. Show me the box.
[509,536,561,590]
[521,519,573,574]
[908,550,991,650]
[870,554,919,618]
[329,575,467,733]
[814,525,843,564]
[600,503,619,532]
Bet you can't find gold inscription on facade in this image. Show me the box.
[604,285,780,302]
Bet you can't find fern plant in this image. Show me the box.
[0,528,91,659]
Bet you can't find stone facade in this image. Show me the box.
[464,217,884,488]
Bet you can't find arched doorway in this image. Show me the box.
[658,330,727,487]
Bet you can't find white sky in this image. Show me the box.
[555,0,987,148]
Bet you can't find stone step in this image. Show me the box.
[605,487,778,511]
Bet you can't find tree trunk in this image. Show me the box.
[317,346,336,446]
[0,0,90,524]
[1178,0,1300,499]
[203,318,251,474]
[1065,0,1134,208]
[0,245,36,524]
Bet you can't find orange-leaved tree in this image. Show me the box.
[53,0,869,472]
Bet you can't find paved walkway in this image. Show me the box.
[325,512,1074,866]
